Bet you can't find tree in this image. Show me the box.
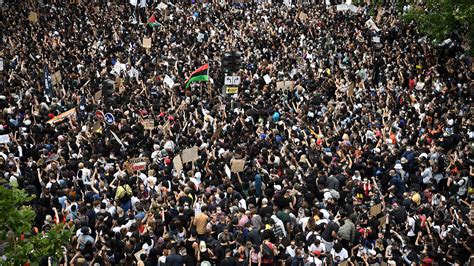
[404,0,474,54]
[0,187,73,265]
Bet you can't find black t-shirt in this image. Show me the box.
[322,222,339,242]
[220,257,238,266]
[259,205,273,219]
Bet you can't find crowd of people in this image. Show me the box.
[1,0,473,265]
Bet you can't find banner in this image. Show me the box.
[46,108,76,124]
[181,146,199,164]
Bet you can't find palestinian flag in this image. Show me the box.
[185,63,209,88]
[147,14,160,28]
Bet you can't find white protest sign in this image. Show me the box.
[128,67,139,78]
[372,36,380,43]
[263,75,271,84]
[181,146,199,164]
[0,58,3,71]
[164,75,175,88]
[157,2,168,9]
[224,76,241,86]
[197,33,205,43]
[0,134,11,144]
[366,19,380,32]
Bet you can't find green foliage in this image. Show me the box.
[0,187,73,265]
[403,0,474,54]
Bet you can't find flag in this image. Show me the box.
[185,63,209,88]
[147,14,160,28]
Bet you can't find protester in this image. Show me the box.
[0,0,473,265]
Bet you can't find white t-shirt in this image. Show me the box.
[286,246,296,257]
[307,256,323,266]
[407,217,416,237]
[330,248,348,263]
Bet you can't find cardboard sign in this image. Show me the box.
[0,134,11,144]
[28,12,38,23]
[277,81,294,91]
[181,146,199,164]
[128,157,148,171]
[143,119,155,130]
[348,82,355,97]
[370,203,382,216]
[94,90,102,102]
[51,71,62,85]
[142,38,152,49]
[173,155,183,173]
[231,159,245,173]
[299,12,308,20]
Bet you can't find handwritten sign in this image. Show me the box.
[142,38,152,49]
[94,90,102,102]
[370,203,382,216]
[181,146,199,164]
[28,12,38,23]
[143,119,155,130]
[231,159,245,173]
[224,76,241,86]
[51,71,62,85]
[173,155,183,173]
[0,134,11,144]
[298,12,308,20]
[276,81,294,91]
[128,157,148,172]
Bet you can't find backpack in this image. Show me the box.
[307,231,317,244]
[262,243,274,260]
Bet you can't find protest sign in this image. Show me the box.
[173,155,183,173]
[94,90,102,102]
[47,108,76,124]
[181,146,199,163]
[0,134,11,144]
[142,38,152,48]
[157,2,168,9]
[370,203,382,216]
[51,71,62,85]
[231,159,245,172]
[28,12,38,23]
[263,75,271,84]
[128,157,148,171]
[143,119,155,130]
[164,75,175,88]
[298,12,308,21]
[225,87,238,94]
[372,36,381,43]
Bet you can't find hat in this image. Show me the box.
[164,157,171,165]
[272,112,280,122]
[262,198,268,205]
[394,163,403,170]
